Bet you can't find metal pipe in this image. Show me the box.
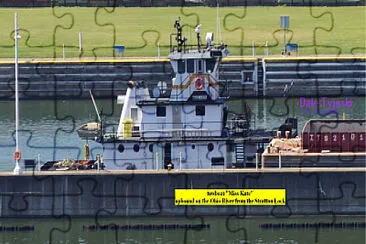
[13,12,22,175]
[89,90,101,122]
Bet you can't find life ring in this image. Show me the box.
[14,150,21,161]
[194,77,204,90]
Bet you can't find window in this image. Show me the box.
[131,107,138,121]
[118,144,124,153]
[187,59,194,73]
[197,60,202,72]
[206,59,215,72]
[196,105,205,116]
[207,143,214,152]
[178,60,185,74]
[156,106,166,117]
[243,72,253,82]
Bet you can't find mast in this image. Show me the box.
[13,12,22,175]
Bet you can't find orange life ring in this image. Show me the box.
[14,150,21,161]
[194,77,204,90]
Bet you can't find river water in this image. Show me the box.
[0,97,365,171]
[0,216,365,243]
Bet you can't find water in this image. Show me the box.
[0,97,365,171]
[0,216,364,243]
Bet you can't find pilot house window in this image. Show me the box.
[187,59,194,73]
[196,105,205,116]
[206,59,215,72]
[178,60,185,74]
[197,60,202,72]
[156,106,166,117]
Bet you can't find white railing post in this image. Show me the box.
[279,151,282,169]
[155,152,159,170]
[179,152,182,170]
[265,41,268,56]
[38,154,41,171]
[262,60,266,97]
[79,32,83,52]
[252,41,255,57]
[96,154,100,171]
[63,44,65,60]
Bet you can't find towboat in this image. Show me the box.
[80,18,276,170]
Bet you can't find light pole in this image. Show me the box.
[13,12,22,175]
[280,15,289,55]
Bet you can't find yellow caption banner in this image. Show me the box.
[175,189,286,206]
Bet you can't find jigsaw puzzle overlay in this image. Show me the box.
[0,1,365,243]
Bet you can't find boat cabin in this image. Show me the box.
[115,18,229,140]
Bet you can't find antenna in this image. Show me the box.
[89,90,101,122]
[195,24,202,51]
[13,12,22,175]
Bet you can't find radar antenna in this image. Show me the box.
[174,18,187,53]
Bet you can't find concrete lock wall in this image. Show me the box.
[0,57,364,100]
[0,170,364,217]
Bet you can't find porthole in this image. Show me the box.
[118,144,124,153]
[208,143,214,152]
[192,144,195,149]
[149,144,153,152]
[133,144,140,152]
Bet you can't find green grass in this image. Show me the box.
[0,6,364,58]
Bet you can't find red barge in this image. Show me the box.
[262,119,366,167]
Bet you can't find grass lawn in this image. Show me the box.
[0,6,364,58]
